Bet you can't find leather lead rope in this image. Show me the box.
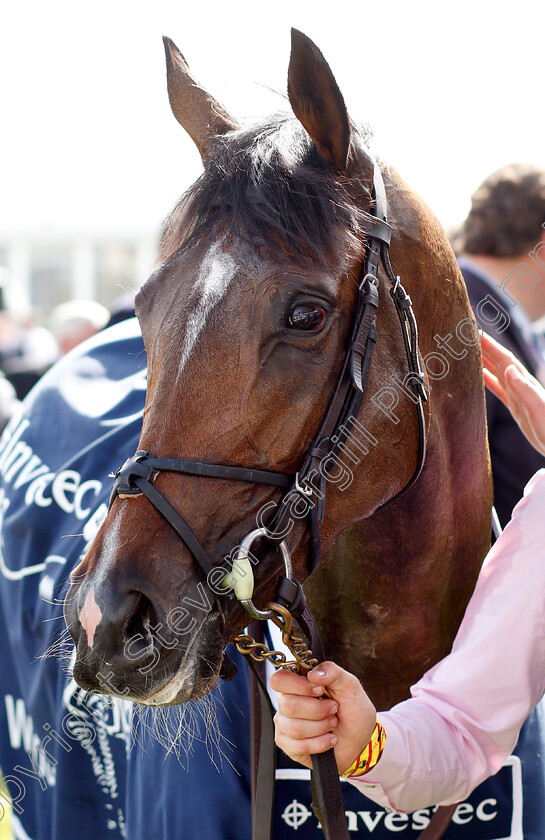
[241,588,350,840]
[245,590,455,840]
[297,608,350,840]
[420,805,457,839]
[247,623,277,840]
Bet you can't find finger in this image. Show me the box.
[485,366,529,429]
[480,332,518,366]
[505,367,545,449]
[483,368,509,407]
[506,364,544,401]
[483,352,528,387]
[273,740,312,770]
[306,662,363,698]
[481,340,530,386]
[269,668,316,697]
[277,692,338,721]
[275,730,337,763]
[274,711,337,741]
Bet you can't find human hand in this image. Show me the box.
[481,332,545,457]
[270,661,376,774]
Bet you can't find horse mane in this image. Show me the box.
[160,114,376,269]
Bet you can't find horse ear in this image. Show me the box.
[163,36,240,159]
[287,29,350,171]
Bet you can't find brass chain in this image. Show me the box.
[234,602,319,675]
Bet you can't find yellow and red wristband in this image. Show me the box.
[340,718,386,778]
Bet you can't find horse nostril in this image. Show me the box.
[123,593,159,654]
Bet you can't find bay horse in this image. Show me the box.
[64,30,492,716]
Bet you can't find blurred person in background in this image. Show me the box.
[0,305,57,401]
[0,371,19,433]
[458,163,545,526]
[105,292,135,328]
[49,299,110,356]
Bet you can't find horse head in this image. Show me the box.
[64,31,491,707]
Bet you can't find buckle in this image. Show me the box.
[295,471,314,498]
[108,450,157,508]
[390,277,412,310]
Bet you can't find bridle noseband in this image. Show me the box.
[109,159,428,612]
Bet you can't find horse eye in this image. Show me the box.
[287,304,327,331]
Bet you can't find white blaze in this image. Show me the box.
[178,243,236,376]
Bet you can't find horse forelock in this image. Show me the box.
[159,115,375,271]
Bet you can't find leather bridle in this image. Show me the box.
[109,158,430,840]
[110,159,428,592]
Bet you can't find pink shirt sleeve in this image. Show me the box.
[349,469,545,812]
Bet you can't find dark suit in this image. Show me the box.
[460,258,545,527]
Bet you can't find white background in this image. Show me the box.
[1,0,544,236]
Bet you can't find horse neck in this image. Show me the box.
[304,425,491,709]
[303,177,493,709]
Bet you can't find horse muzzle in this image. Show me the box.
[64,576,224,703]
